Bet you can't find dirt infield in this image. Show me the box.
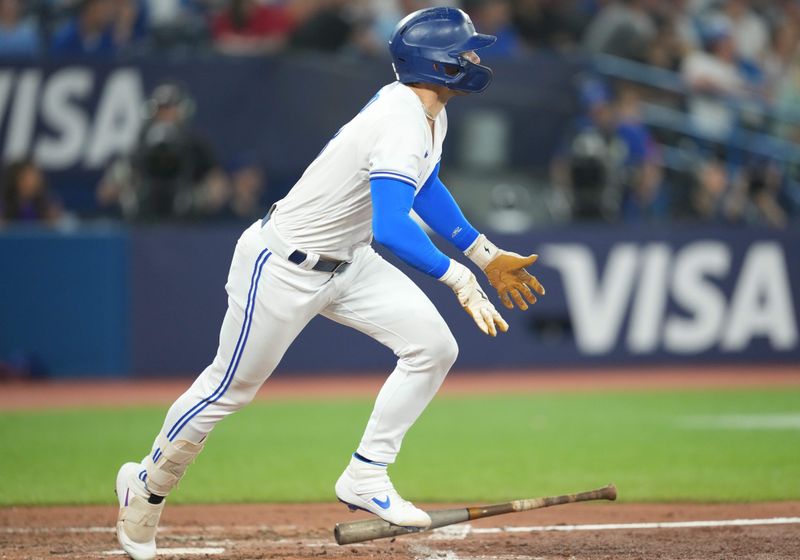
[2,366,799,558]
[2,502,799,559]
[2,365,799,411]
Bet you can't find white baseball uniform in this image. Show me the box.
[148,82,455,464]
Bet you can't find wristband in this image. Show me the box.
[438,259,473,291]
[464,234,499,270]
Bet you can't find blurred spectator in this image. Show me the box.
[113,0,150,51]
[711,0,769,65]
[644,0,699,71]
[49,0,117,57]
[462,0,521,58]
[621,159,668,223]
[146,0,182,26]
[205,158,266,222]
[212,0,294,55]
[550,80,628,222]
[97,82,227,221]
[227,161,265,220]
[689,158,746,224]
[645,21,684,71]
[583,0,656,61]
[512,0,586,53]
[668,0,701,52]
[144,0,210,51]
[681,21,745,139]
[614,87,655,165]
[764,21,800,97]
[288,0,357,53]
[0,0,41,58]
[145,0,204,27]
[615,87,668,223]
[0,159,63,226]
[744,162,788,228]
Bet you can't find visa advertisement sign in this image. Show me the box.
[0,66,145,170]
[1,226,797,377]
[541,239,796,358]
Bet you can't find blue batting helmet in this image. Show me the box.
[389,7,497,94]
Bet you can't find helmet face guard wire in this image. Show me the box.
[442,54,494,93]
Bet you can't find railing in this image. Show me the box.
[591,53,800,169]
[592,53,800,125]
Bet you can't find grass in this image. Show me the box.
[0,389,798,505]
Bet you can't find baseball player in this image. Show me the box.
[114,7,544,560]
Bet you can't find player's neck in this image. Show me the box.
[408,84,454,121]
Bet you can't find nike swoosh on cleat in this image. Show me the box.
[372,496,391,509]
[124,488,129,507]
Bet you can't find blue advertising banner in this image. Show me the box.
[1,225,797,377]
[0,227,129,377]
[130,224,800,373]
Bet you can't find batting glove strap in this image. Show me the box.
[437,259,473,291]
[463,234,500,270]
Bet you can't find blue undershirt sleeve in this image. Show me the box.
[370,177,451,278]
[412,163,480,251]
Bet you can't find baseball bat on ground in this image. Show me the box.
[334,483,617,545]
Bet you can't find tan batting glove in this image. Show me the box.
[439,259,509,337]
[464,234,545,310]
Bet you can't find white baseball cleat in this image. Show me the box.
[115,462,164,560]
[334,455,431,528]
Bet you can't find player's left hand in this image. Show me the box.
[484,251,545,310]
[439,260,509,336]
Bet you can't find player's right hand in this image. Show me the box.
[484,252,545,310]
[464,234,545,310]
[439,260,508,336]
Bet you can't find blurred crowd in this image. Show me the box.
[0,0,474,59]
[1,0,799,228]
[1,1,798,67]
[547,0,800,228]
[549,80,793,228]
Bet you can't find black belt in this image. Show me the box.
[262,208,350,274]
[288,250,350,274]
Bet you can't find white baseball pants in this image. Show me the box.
[150,220,458,464]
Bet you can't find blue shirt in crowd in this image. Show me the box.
[50,20,116,57]
[0,19,40,58]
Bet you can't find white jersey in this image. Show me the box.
[270,81,447,261]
